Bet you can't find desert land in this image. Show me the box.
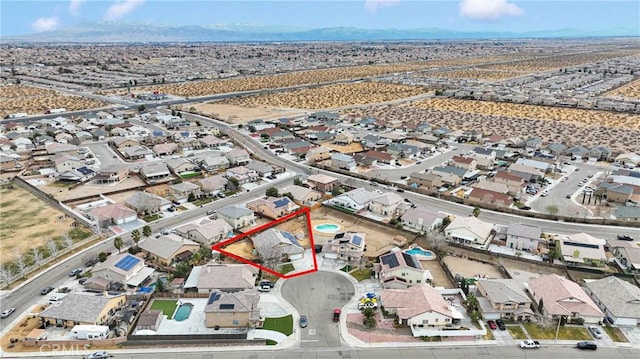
[0,84,109,117]
[605,78,640,99]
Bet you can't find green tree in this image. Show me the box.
[293,177,303,186]
[113,237,123,254]
[472,206,481,217]
[440,216,451,232]
[188,192,196,202]
[131,229,141,249]
[137,104,146,112]
[155,278,166,292]
[265,187,279,197]
[142,225,152,238]
[361,307,377,328]
[227,177,239,191]
[98,252,108,262]
[282,192,294,201]
[173,262,192,278]
[546,204,559,216]
[331,186,342,196]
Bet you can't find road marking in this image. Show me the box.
[308,329,316,335]
[301,340,319,342]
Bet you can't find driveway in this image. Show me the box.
[280,271,355,348]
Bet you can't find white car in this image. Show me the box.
[1,308,16,318]
[519,340,541,349]
[588,325,603,339]
[85,352,110,359]
[540,190,549,197]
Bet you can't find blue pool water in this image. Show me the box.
[315,223,339,232]
[173,303,193,321]
[405,248,433,257]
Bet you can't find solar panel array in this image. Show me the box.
[281,231,300,246]
[351,235,363,246]
[402,253,421,268]
[562,241,599,249]
[274,198,289,208]
[380,253,399,268]
[114,255,140,271]
[208,292,221,305]
[219,304,235,310]
[334,232,345,239]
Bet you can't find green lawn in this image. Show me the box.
[193,198,214,206]
[143,214,161,222]
[603,325,629,342]
[340,265,353,272]
[349,268,371,282]
[150,299,178,317]
[265,339,278,345]
[523,323,591,340]
[280,263,295,274]
[262,315,293,336]
[507,325,528,339]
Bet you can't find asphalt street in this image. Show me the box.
[280,271,355,348]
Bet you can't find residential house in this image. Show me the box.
[473,147,497,161]
[588,146,611,161]
[507,163,544,182]
[356,150,395,166]
[184,264,258,294]
[558,233,607,267]
[247,196,298,219]
[608,240,640,273]
[445,216,495,249]
[515,158,555,173]
[52,154,83,173]
[471,181,509,194]
[493,171,525,196]
[195,175,228,197]
[140,162,171,182]
[166,158,197,176]
[381,284,460,330]
[322,232,366,263]
[528,274,604,324]
[450,156,477,171]
[325,187,377,211]
[91,253,155,288]
[11,137,34,151]
[432,166,466,182]
[152,143,179,157]
[226,166,259,184]
[88,204,138,228]
[199,154,230,172]
[475,279,534,321]
[330,153,357,170]
[57,166,96,183]
[368,192,404,217]
[111,138,139,149]
[0,154,19,171]
[246,161,283,177]
[307,146,331,162]
[333,132,354,145]
[175,218,233,244]
[225,148,251,166]
[597,183,633,203]
[280,185,321,205]
[401,206,445,233]
[139,234,200,266]
[121,145,153,160]
[374,247,432,288]
[251,228,305,261]
[45,142,78,155]
[93,165,129,184]
[524,137,542,151]
[168,182,202,202]
[541,143,567,157]
[204,289,261,328]
[614,153,640,168]
[565,146,590,159]
[38,292,126,327]
[199,135,230,149]
[386,143,420,159]
[217,205,256,229]
[124,191,172,215]
[584,276,640,326]
[468,188,514,208]
[501,223,543,252]
[307,173,340,193]
[408,172,443,189]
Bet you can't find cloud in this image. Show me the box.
[459,0,524,20]
[31,17,60,32]
[104,0,145,21]
[69,0,86,16]
[365,0,400,14]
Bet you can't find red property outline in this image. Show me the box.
[211,207,318,279]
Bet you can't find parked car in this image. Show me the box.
[333,308,341,322]
[576,341,597,350]
[495,319,506,330]
[68,268,82,277]
[617,234,634,241]
[519,340,541,349]
[540,190,549,197]
[206,210,216,215]
[78,277,88,284]
[259,280,274,288]
[299,315,307,328]
[487,320,497,330]
[40,287,54,295]
[1,308,15,318]
[396,189,405,193]
[85,351,111,359]
[588,326,603,339]
[520,206,531,211]
[257,284,271,292]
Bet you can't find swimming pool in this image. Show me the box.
[404,246,436,260]
[315,223,340,233]
[173,303,193,321]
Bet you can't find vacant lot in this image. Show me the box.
[479,51,635,73]
[605,78,640,99]
[221,82,429,110]
[0,185,76,263]
[321,141,364,154]
[0,84,108,117]
[190,102,306,124]
[442,255,504,280]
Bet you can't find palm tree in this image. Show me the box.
[131,229,141,249]
[361,307,377,328]
[113,237,123,253]
[472,206,481,217]
[142,225,152,238]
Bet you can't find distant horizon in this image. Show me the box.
[1,1,639,37]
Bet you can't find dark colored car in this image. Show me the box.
[396,189,405,193]
[520,206,531,211]
[495,319,506,330]
[617,234,634,241]
[333,308,341,322]
[40,287,54,295]
[299,315,307,328]
[487,320,497,330]
[576,341,597,350]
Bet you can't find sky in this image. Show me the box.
[1,0,639,36]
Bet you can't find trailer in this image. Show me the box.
[8,113,27,119]
[71,325,110,340]
[47,108,66,114]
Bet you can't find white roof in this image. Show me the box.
[126,266,155,287]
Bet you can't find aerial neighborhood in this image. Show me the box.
[0,38,639,357]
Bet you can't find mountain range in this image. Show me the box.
[3,22,638,43]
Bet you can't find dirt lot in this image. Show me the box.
[420,259,454,288]
[0,184,75,263]
[321,141,364,154]
[443,255,505,280]
[39,176,146,203]
[190,102,306,124]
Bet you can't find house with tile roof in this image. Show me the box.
[557,233,607,267]
[307,173,340,193]
[374,247,432,289]
[450,156,477,171]
[325,187,378,211]
[217,205,255,229]
[468,188,513,208]
[584,276,640,326]
[121,145,153,160]
[194,175,228,196]
[139,234,201,266]
[166,158,197,175]
[608,240,640,274]
[225,148,251,166]
[368,192,404,217]
[247,196,298,219]
[184,264,258,294]
[251,228,305,261]
[501,223,542,252]
[400,206,446,233]
[408,172,444,189]
[91,253,155,288]
[528,274,603,324]
[493,171,525,196]
[226,166,258,184]
[381,284,461,331]
[280,185,321,205]
[322,232,366,263]
[475,279,534,321]
[445,216,495,249]
[204,289,261,328]
[88,203,138,228]
[168,181,202,202]
[174,217,233,244]
[331,153,357,170]
[124,191,172,215]
[38,292,126,327]
[140,162,171,181]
